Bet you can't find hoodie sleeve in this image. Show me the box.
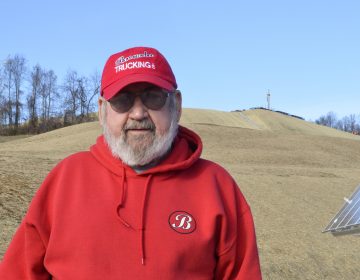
[214,179,262,280]
[0,219,50,279]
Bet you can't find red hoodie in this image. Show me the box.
[0,126,262,279]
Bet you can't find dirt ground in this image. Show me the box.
[1,109,360,279]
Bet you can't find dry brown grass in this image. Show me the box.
[0,135,31,143]
[1,108,360,279]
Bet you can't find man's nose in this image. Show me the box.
[128,96,148,120]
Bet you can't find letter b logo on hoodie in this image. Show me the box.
[169,211,196,234]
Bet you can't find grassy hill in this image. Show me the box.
[1,108,360,279]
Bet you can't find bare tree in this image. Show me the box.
[34,69,59,132]
[341,116,351,132]
[335,119,344,131]
[355,123,360,135]
[62,70,99,124]
[11,55,27,130]
[315,115,327,126]
[86,70,100,118]
[45,70,58,121]
[315,112,338,128]
[77,76,87,119]
[63,70,80,124]
[74,73,100,121]
[28,64,43,131]
[349,114,357,133]
[0,74,6,128]
[3,57,14,127]
[0,65,6,127]
[40,69,58,121]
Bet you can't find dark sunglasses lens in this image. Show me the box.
[109,93,134,113]
[142,91,168,110]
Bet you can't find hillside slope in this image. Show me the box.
[242,109,358,138]
[2,108,356,154]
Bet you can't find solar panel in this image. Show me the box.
[323,184,360,236]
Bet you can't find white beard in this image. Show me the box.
[102,111,178,167]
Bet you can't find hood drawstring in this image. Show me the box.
[116,166,131,228]
[140,175,152,265]
[116,165,153,265]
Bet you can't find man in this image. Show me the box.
[0,46,262,279]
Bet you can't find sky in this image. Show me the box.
[0,0,359,121]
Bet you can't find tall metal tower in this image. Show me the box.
[266,89,271,110]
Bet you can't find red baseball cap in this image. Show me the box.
[101,46,177,100]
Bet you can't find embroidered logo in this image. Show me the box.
[115,51,154,65]
[114,51,156,73]
[169,211,196,234]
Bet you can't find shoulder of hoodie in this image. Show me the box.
[193,157,234,181]
[59,150,94,165]
[195,158,251,212]
[25,151,96,217]
[47,150,97,175]
[30,151,99,198]
[193,157,244,195]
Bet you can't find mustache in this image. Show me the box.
[123,119,156,131]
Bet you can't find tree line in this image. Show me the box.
[0,54,100,135]
[315,111,360,134]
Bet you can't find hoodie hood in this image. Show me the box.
[90,125,202,176]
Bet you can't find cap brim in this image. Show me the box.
[102,74,176,100]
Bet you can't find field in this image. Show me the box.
[1,108,360,279]
[0,135,31,143]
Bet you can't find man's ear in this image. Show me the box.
[98,97,104,126]
[175,90,182,122]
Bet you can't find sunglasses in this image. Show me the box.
[109,88,171,113]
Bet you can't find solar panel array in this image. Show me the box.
[323,185,360,235]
